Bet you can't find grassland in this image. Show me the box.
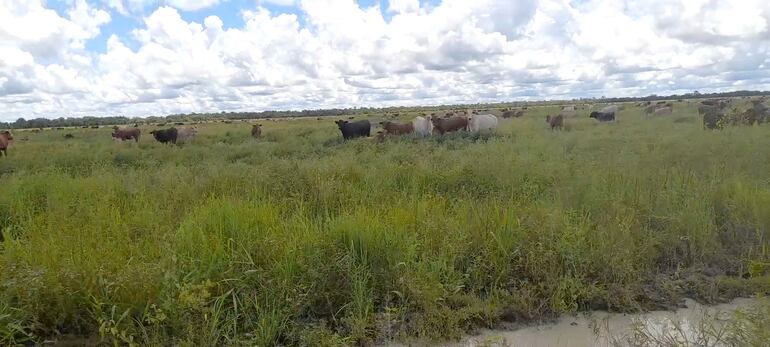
[1,102,769,346]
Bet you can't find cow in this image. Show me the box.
[412,116,433,137]
[380,121,414,135]
[502,110,524,118]
[430,115,468,135]
[546,115,564,130]
[0,131,13,157]
[652,107,673,116]
[251,124,262,138]
[63,133,74,139]
[177,127,198,143]
[111,127,141,142]
[335,119,371,140]
[467,114,498,134]
[590,111,616,122]
[150,127,178,144]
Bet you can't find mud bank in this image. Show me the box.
[389,297,761,347]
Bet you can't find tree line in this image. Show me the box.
[2,90,768,129]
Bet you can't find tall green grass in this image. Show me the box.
[1,104,769,345]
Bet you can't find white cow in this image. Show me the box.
[412,116,434,137]
[467,114,498,134]
[177,126,198,143]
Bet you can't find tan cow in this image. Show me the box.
[380,121,414,135]
[251,124,262,138]
[430,116,468,134]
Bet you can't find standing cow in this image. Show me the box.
[467,114,498,134]
[412,116,433,137]
[150,127,178,144]
[335,120,371,140]
[590,111,616,122]
[111,127,141,142]
[546,115,564,130]
[251,124,262,139]
[380,121,414,135]
[431,116,468,135]
[177,127,198,143]
[0,131,13,157]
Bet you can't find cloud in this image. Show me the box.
[104,0,221,14]
[1,0,770,121]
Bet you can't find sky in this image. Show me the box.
[0,0,769,121]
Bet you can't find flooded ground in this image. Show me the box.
[389,298,760,347]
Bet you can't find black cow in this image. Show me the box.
[589,111,615,122]
[150,127,178,144]
[335,120,370,140]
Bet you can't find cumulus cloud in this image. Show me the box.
[1,0,770,121]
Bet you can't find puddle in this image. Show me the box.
[389,297,760,347]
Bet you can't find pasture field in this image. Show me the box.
[1,102,770,346]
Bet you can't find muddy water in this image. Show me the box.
[389,298,760,347]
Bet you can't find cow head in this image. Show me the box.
[335,120,348,130]
[1,131,12,140]
[589,112,599,119]
[546,115,551,123]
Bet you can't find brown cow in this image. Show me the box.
[112,127,141,142]
[546,115,563,130]
[251,124,262,138]
[0,131,13,156]
[380,121,414,135]
[431,116,468,134]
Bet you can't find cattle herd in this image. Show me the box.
[0,98,768,157]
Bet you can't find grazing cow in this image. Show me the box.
[546,115,564,130]
[0,131,13,156]
[175,122,184,126]
[590,111,616,122]
[467,114,498,134]
[430,116,468,135]
[177,127,198,143]
[380,121,414,135]
[251,124,262,138]
[335,119,371,140]
[412,116,433,137]
[111,127,141,142]
[502,110,524,118]
[91,125,99,129]
[150,127,178,144]
[63,133,74,139]
[652,107,673,116]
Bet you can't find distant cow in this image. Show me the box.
[111,127,141,142]
[546,115,564,130]
[467,114,498,134]
[431,116,468,135]
[177,127,198,143]
[652,107,673,116]
[380,121,414,135]
[335,119,371,140]
[502,110,524,118]
[251,124,262,138]
[150,127,178,144]
[63,133,74,139]
[412,116,433,137]
[590,111,616,122]
[0,131,13,156]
